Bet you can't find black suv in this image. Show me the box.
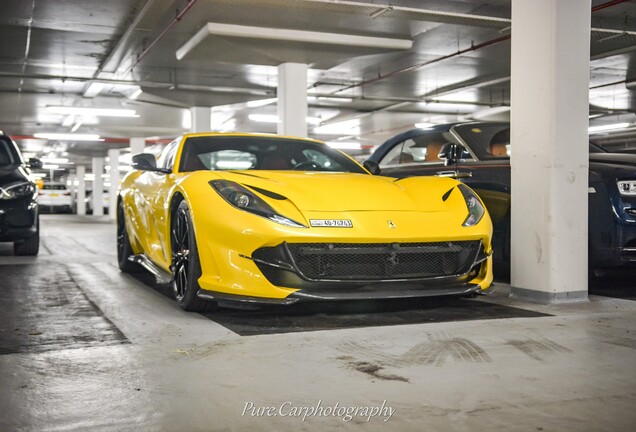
[0,131,42,255]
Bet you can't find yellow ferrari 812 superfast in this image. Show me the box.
[117,133,493,312]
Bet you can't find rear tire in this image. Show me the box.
[171,200,216,312]
[14,216,39,256]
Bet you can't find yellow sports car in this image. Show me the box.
[117,133,493,312]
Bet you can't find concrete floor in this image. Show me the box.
[1,215,635,432]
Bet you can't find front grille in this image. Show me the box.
[284,241,481,281]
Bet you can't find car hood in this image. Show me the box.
[210,170,453,212]
[589,153,636,168]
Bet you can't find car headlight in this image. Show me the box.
[617,180,636,196]
[458,184,485,227]
[210,180,306,228]
[0,182,36,200]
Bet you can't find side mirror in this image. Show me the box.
[439,143,470,167]
[27,158,43,169]
[363,160,381,175]
[132,153,171,174]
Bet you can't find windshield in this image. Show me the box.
[0,137,17,166]
[178,135,367,174]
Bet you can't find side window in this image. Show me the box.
[488,129,511,158]
[380,132,473,167]
[380,137,445,167]
[157,139,180,170]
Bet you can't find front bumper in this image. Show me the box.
[0,200,38,242]
[197,282,484,305]
[191,205,493,303]
[589,179,636,268]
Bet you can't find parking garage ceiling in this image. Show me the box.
[2,0,636,166]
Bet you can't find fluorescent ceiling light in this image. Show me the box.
[105,165,133,171]
[246,98,277,108]
[42,164,60,170]
[129,87,143,100]
[249,114,321,124]
[61,115,75,127]
[313,119,360,136]
[308,96,353,104]
[83,82,106,98]
[71,121,82,132]
[249,114,279,123]
[41,157,70,164]
[45,106,139,117]
[588,123,630,133]
[326,141,361,150]
[34,133,103,141]
[176,23,412,60]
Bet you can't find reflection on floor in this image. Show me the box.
[0,264,128,355]
[125,273,548,336]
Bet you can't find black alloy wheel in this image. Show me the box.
[170,200,216,312]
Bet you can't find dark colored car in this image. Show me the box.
[0,131,42,255]
[366,122,636,273]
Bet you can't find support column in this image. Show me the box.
[277,62,308,137]
[107,149,120,221]
[92,157,104,217]
[191,106,211,132]
[510,0,590,303]
[67,174,76,213]
[130,137,146,156]
[76,166,86,216]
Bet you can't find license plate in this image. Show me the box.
[309,219,353,228]
[49,193,59,197]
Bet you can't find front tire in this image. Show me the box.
[171,200,216,312]
[14,216,39,256]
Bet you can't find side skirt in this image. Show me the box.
[128,254,172,284]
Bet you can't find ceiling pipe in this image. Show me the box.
[128,0,199,74]
[592,0,630,12]
[332,0,631,95]
[321,0,631,135]
[333,34,511,95]
[100,0,160,75]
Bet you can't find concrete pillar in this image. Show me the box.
[130,137,145,156]
[107,149,120,221]
[191,106,211,132]
[92,157,104,217]
[510,0,590,303]
[67,174,76,212]
[277,62,308,137]
[76,166,86,216]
